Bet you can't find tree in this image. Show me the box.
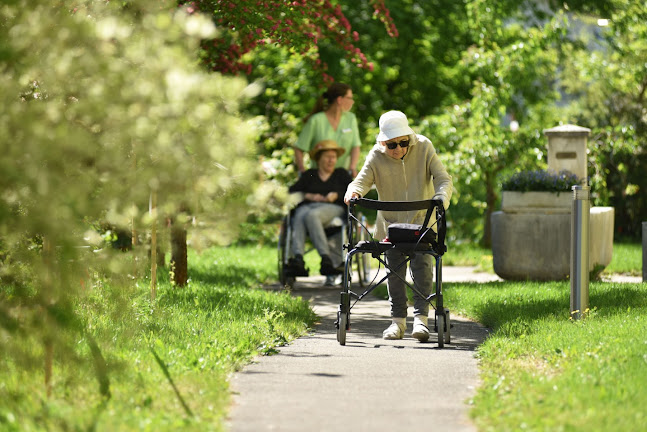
[421,4,568,246]
[183,0,396,77]
[1,0,256,393]
[558,1,647,238]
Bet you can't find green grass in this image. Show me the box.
[0,245,316,431]
[445,242,493,271]
[442,241,643,276]
[447,280,647,431]
[3,241,643,431]
[604,242,643,276]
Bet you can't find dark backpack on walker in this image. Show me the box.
[387,222,435,244]
[386,200,439,245]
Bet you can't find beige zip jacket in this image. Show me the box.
[345,134,453,240]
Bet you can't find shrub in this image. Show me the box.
[501,170,580,192]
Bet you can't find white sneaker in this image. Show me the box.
[411,315,430,342]
[383,318,406,340]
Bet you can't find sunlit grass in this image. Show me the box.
[446,280,647,431]
[0,245,316,431]
[604,242,642,276]
[446,241,643,276]
[445,242,494,271]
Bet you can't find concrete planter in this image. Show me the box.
[492,123,615,281]
[501,191,571,213]
[492,207,615,281]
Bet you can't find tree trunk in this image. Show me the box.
[481,170,499,248]
[170,219,188,287]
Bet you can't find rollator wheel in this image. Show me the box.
[436,314,445,348]
[337,311,348,346]
[355,215,372,287]
[337,291,351,345]
[444,308,451,344]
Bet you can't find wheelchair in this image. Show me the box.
[277,207,373,290]
[336,198,450,347]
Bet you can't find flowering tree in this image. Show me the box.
[181,0,396,80]
[1,0,256,393]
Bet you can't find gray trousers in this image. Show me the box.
[291,203,344,264]
[385,249,434,318]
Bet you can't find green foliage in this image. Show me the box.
[0,0,261,409]
[501,169,580,192]
[241,0,647,244]
[557,1,647,238]
[191,0,396,75]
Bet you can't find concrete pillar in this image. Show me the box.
[571,185,590,320]
[543,124,591,182]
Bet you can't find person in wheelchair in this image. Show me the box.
[287,139,353,277]
[344,110,453,342]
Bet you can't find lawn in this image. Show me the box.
[0,245,316,432]
[448,280,647,431]
[1,241,643,431]
[604,242,643,276]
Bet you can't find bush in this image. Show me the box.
[501,170,580,192]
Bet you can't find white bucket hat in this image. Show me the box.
[376,110,415,141]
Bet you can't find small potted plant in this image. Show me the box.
[500,169,581,212]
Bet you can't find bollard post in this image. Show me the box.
[643,222,647,283]
[570,185,590,320]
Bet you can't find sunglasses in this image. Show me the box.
[385,139,410,150]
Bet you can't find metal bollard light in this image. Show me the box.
[570,185,590,320]
[643,222,647,283]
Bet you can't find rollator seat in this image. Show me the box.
[354,240,393,253]
[354,240,441,254]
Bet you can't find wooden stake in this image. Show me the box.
[150,190,158,301]
[42,236,54,397]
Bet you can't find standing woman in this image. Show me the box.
[294,82,361,177]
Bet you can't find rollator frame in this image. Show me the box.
[336,197,450,347]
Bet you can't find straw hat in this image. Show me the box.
[376,110,415,141]
[309,139,345,160]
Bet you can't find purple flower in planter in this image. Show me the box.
[502,169,581,192]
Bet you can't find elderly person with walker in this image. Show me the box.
[287,140,352,278]
[345,111,453,341]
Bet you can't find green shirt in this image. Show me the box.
[295,111,361,170]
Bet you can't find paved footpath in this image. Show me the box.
[226,267,497,432]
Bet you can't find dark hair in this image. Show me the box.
[303,82,352,123]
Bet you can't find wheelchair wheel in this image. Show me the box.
[436,313,445,348]
[277,219,288,286]
[285,276,295,290]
